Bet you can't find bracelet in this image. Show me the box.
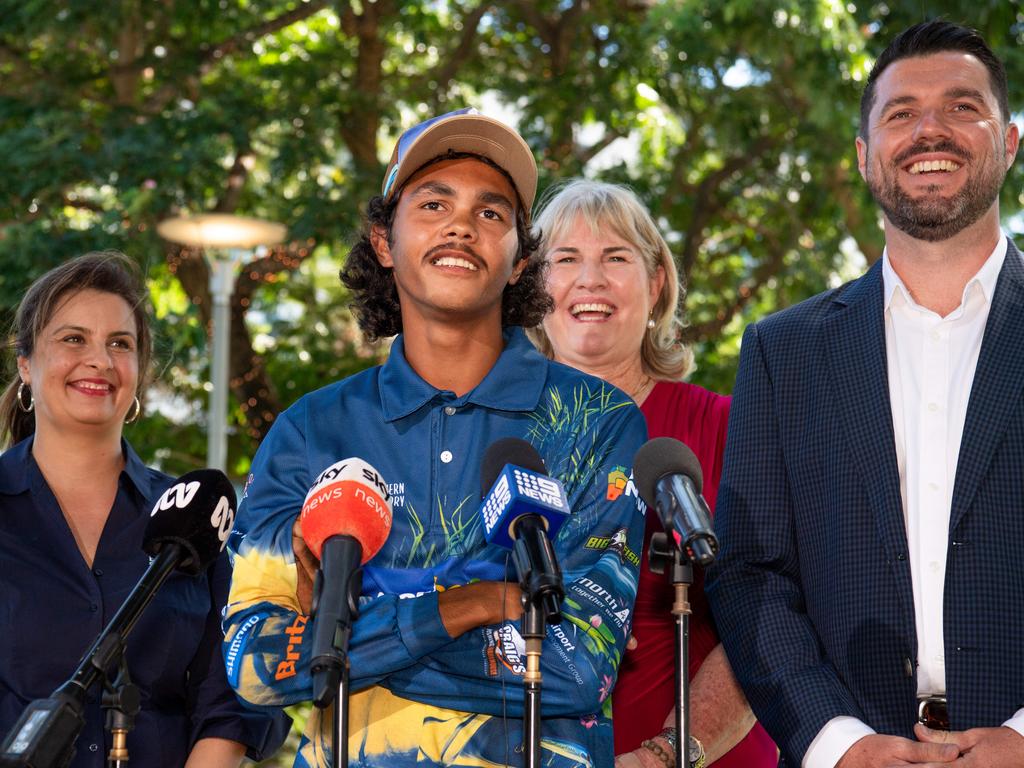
[659,727,679,751]
[640,736,675,768]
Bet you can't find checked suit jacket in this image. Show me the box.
[706,238,1024,767]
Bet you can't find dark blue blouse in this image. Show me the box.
[0,437,288,767]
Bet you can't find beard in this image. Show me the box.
[865,139,1006,242]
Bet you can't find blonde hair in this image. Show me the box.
[527,179,694,381]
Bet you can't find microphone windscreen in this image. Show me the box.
[481,437,547,497]
[300,458,393,562]
[633,437,704,506]
[144,469,237,575]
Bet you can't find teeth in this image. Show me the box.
[570,303,613,316]
[433,256,477,270]
[76,382,111,391]
[908,159,961,175]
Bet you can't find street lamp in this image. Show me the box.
[157,213,287,472]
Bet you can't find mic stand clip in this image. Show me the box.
[102,656,140,768]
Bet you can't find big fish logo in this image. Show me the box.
[606,466,629,500]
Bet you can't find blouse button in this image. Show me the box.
[93,568,104,577]
[90,603,99,613]
[444,406,456,416]
[440,450,453,464]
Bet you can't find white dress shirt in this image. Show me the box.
[803,236,1024,768]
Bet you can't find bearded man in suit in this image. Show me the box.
[707,20,1023,768]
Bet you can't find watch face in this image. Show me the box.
[688,736,704,767]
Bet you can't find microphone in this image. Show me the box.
[300,458,392,709]
[0,470,236,768]
[479,438,569,624]
[634,437,718,567]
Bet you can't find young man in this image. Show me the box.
[707,21,1022,768]
[223,109,648,767]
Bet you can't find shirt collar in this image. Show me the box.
[378,327,548,422]
[882,235,1008,312]
[0,436,154,499]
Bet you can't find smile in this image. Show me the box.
[906,159,961,175]
[570,302,614,318]
[70,380,113,393]
[431,255,478,271]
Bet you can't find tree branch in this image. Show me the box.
[410,1,491,93]
[575,126,627,167]
[140,1,331,113]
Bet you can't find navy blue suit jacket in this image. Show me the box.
[706,238,1024,766]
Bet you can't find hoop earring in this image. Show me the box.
[16,381,33,413]
[125,396,141,424]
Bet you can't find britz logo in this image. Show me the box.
[275,615,308,680]
[481,472,512,534]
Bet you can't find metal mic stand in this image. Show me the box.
[512,517,564,768]
[332,667,350,768]
[521,598,544,768]
[649,532,694,768]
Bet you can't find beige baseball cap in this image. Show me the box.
[381,108,538,216]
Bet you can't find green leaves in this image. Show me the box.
[1,0,1021,480]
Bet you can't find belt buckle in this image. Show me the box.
[917,695,950,731]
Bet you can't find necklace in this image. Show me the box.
[631,375,655,405]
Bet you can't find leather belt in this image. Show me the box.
[917,695,950,730]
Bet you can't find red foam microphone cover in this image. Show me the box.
[300,458,393,562]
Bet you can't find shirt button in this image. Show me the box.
[927,403,939,412]
[89,744,99,753]
[929,561,941,572]
[928,482,939,491]
[440,450,453,464]
[444,406,456,416]
[93,568,104,577]
[90,603,99,613]
[931,330,941,341]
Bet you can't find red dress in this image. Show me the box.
[613,381,777,765]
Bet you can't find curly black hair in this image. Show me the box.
[341,153,551,341]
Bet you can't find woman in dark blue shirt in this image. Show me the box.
[0,252,287,767]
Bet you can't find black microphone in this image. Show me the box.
[0,470,237,768]
[634,438,718,567]
[479,438,569,624]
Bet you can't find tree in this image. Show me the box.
[1,0,1021,472]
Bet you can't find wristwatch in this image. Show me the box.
[688,736,706,768]
[657,729,705,768]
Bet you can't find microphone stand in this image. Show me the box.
[310,551,363,768]
[521,598,544,768]
[511,517,564,768]
[332,667,350,768]
[649,531,699,768]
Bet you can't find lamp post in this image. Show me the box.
[157,213,287,472]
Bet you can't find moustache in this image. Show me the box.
[892,140,971,166]
[425,242,480,261]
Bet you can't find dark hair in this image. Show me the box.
[860,20,1010,138]
[340,152,550,340]
[1,251,153,448]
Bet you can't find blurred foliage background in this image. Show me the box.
[2,0,1021,481]
[1,0,1022,762]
